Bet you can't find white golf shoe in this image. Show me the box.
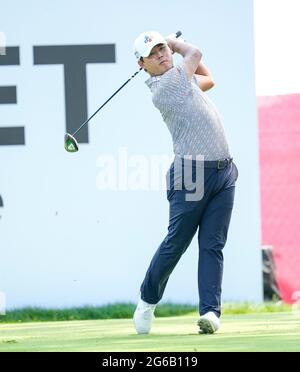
[133,297,156,334]
[197,311,220,334]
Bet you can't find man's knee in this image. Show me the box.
[162,232,193,257]
[200,238,227,252]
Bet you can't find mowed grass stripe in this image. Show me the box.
[1,312,300,352]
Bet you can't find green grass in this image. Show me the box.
[1,312,300,352]
[0,303,197,323]
[0,302,292,324]
[222,301,292,314]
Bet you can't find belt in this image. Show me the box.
[204,158,233,169]
[173,156,233,170]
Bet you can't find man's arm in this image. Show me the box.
[167,37,214,92]
[167,38,202,80]
[194,61,215,92]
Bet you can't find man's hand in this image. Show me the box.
[166,33,185,43]
[165,34,185,54]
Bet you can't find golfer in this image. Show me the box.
[133,31,238,334]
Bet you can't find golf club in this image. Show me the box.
[64,30,182,153]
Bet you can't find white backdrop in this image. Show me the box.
[0,0,262,309]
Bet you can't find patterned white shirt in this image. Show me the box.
[145,62,231,161]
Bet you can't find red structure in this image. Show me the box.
[258,94,300,303]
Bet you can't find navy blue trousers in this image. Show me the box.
[140,158,238,317]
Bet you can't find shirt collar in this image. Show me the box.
[145,75,162,88]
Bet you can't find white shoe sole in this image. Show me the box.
[197,318,217,334]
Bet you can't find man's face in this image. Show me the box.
[138,43,173,76]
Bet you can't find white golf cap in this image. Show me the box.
[134,31,167,59]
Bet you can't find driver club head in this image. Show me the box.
[64,133,79,153]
